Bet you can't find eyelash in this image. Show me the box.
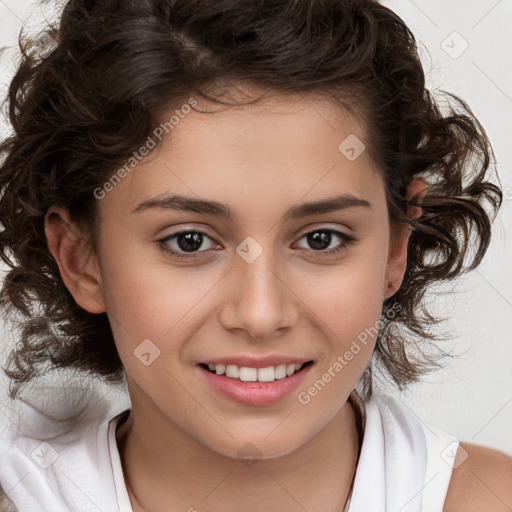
[156,228,358,260]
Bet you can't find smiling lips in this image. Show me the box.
[198,360,314,405]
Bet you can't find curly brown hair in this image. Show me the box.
[0,0,502,404]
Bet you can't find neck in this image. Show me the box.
[116,389,363,512]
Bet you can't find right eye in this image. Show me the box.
[157,229,221,259]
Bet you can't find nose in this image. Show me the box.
[219,246,299,340]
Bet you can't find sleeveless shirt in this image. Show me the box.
[0,389,458,511]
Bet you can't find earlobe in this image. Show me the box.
[383,224,411,299]
[44,206,106,314]
[383,177,428,299]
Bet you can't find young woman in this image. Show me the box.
[0,0,511,511]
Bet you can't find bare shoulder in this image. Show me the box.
[0,485,18,512]
[443,441,512,512]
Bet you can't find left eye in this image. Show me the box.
[295,229,356,254]
[157,228,356,258]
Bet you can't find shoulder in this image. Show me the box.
[0,487,18,512]
[444,441,512,511]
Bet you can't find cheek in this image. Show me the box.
[298,247,388,334]
[102,255,208,338]
[293,243,388,384]
[98,245,234,385]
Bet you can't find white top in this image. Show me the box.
[0,388,458,512]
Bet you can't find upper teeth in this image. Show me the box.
[207,363,304,382]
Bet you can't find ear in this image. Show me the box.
[383,178,428,299]
[44,206,106,314]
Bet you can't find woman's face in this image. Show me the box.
[49,90,412,459]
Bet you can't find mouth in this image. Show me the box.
[198,360,315,383]
[197,360,315,405]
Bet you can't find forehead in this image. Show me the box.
[98,88,386,220]
[162,87,370,159]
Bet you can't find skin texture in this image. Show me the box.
[44,90,431,511]
[444,442,512,511]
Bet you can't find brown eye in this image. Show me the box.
[157,230,219,258]
[295,229,357,256]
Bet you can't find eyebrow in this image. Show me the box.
[132,193,371,220]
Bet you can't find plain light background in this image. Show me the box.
[0,0,511,455]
